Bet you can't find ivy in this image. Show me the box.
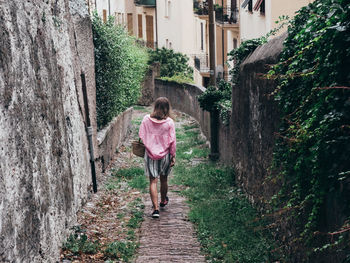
[198,80,232,123]
[92,12,149,129]
[268,0,350,259]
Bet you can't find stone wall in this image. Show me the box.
[97,108,133,172]
[0,0,96,262]
[154,80,211,139]
[138,63,160,106]
[150,35,286,194]
[232,34,286,202]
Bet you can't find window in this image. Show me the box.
[146,15,154,48]
[127,13,133,34]
[138,14,143,38]
[165,0,168,17]
[241,0,253,12]
[165,0,171,18]
[103,9,107,23]
[233,38,237,49]
[200,23,204,50]
[260,0,265,15]
[248,0,252,12]
[253,0,265,15]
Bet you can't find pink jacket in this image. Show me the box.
[139,114,176,160]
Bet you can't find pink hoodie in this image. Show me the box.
[139,114,176,160]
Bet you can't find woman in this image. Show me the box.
[139,97,176,218]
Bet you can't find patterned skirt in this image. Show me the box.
[144,151,172,179]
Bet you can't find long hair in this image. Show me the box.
[150,97,174,120]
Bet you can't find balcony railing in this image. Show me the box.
[193,54,209,73]
[134,0,156,7]
[215,7,239,24]
[193,1,209,16]
[136,39,158,49]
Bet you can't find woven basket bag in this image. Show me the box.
[132,139,145,157]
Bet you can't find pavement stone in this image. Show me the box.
[134,190,206,263]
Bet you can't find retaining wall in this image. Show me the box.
[154,80,211,140]
[97,108,133,172]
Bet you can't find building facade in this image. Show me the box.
[239,0,313,40]
[91,0,312,86]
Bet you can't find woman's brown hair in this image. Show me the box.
[150,97,174,120]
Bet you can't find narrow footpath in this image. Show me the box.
[60,106,207,262]
[134,107,206,262]
[135,191,205,263]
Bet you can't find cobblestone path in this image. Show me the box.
[135,189,206,263]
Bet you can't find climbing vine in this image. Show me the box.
[268,0,350,259]
[92,12,148,129]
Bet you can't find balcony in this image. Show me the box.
[193,1,209,16]
[134,0,156,7]
[193,54,209,74]
[215,6,239,25]
[136,39,158,49]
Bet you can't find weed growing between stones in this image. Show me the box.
[171,116,282,262]
[61,168,146,262]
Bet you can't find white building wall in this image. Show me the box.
[240,0,313,41]
[95,0,126,24]
[156,0,196,56]
[239,0,267,41]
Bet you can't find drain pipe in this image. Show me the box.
[81,72,98,193]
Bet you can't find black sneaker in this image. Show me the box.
[160,196,169,208]
[152,210,160,218]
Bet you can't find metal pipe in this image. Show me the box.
[222,0,225,79]
[155,0,158,48]
[81,72,98,193]
[208,0,216,86]
[208,0,219,161]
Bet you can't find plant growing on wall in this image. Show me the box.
[148,47,193,82]
[198,16,289,123]
[198,80,232,124]
[267,0,350,259]
[92,12,149,129]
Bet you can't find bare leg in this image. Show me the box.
[149,177,158,210]
[160,175,168,203]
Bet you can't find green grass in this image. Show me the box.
[128,175,148,192]
[113,167,144,179]
[133,105,149,112]
[62,226,100,255]
[113,167,148,192]
[104,241,138,262]
[171,118,280,263]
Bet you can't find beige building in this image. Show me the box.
[91,0,312,86]
[93,0,157,49]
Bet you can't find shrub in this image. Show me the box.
[148,47,193,80]
[92,12,148,129]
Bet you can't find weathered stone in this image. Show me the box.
[0,0,96,261]
[154,79,211,140]
[232,33,287,202]
[138,63,160,106]
[97,107,133,172]
[135,190,206,263]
